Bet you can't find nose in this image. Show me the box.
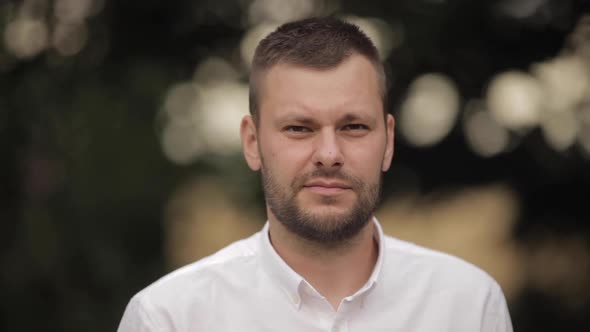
[312,129,343,169]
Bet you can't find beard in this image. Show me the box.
[261,165,381,245]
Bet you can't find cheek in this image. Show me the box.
[348,160,380,184]
[266,139,311,165]
[261,140,310,181]
[346,143,385,178]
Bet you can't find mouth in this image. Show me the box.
[302,180,352,195]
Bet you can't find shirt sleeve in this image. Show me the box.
[117,294,163,332]
[483,282,514,332]
[494,288,513,332]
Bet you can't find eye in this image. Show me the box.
[284,125,311,133]
[342,124,369,131]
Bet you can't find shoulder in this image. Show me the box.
[381,235,500,292]
[377,235,512,331]
[141,231,260,301]
[118,231,262,330]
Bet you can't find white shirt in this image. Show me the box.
[118,219,513,332]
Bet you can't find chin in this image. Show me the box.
[299,192,356,208]
[307,206,356,222]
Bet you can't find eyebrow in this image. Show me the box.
[339,112,377,127]
[272,117,312,131]
[341,113,368,122]
[277,112,376,126]
[280,115,316,125]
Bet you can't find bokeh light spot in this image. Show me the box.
[194,82,249,155]
[4,18,49,59]
[53,21,88,56]
[248,0,317,25]
[163,82,199,122]
[193,57,240,84]
[240,23,279,69]
[540,109,578,152]
[486,71,543,130]
[399,73,460,147]
[161,120,205,165]
[463,100,510,157]
[54,0,96,23]
[532,55,589,114]
[342,15,400,60]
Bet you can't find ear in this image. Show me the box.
[240,115,261,171]
[382,114,395,172]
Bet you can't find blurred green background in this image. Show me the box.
[1,0,589,331]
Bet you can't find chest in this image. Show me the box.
[176,288,482,332]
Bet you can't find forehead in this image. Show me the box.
[256,54,383,120]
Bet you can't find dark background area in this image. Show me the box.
[1,0,589,331]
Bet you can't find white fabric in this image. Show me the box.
[118,219,513,332]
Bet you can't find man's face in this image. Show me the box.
[241,54,395,244]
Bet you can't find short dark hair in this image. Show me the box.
[249,16,387,124]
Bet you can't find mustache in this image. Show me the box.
[292,169,363,190]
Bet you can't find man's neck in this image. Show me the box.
[268,217,378,310]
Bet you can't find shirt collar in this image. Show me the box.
[259,222,305,309]
[364,217,385,288]
[356,217,385,308]
[258,218,386,310]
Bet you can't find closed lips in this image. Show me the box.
[304,180,351,189]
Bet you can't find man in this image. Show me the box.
[118,17,513,331]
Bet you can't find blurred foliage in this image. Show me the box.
[0,0,589,331]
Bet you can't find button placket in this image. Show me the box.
[330,318,349,332]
